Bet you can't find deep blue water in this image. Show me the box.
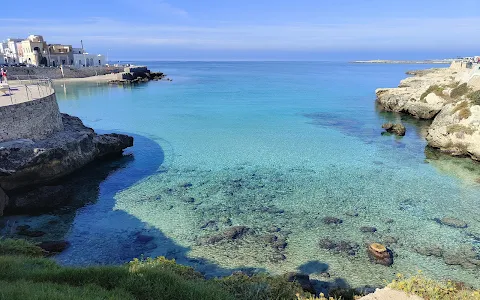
[19,62,480,288]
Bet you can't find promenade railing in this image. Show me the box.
[2,75,55,105]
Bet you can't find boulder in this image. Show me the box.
[0,114,133,193]
[367,243,393,266]
[382,123,406,136]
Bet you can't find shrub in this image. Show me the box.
[0,238,44,257]
[389,273,480,300]
[468,90,480,106]
[450,83,470,98]
[420,85,444,101]
[217,273,304,300]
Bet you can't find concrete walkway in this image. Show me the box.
[0,82,54,107]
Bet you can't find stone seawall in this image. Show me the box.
[7,66,123,80]
[0,93,64,142]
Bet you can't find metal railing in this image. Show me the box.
[1,75,55,105]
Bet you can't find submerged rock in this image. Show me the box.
[319,238,359,256]
[382,123,406,136]
[435,217,468,228]
[322,217,343,225]
[38,241,70,253]
[414,245,444,258]
[367,243,393,266]
[8,185,73,211]
[360,226,378,233]
[443,248,480,269]
[17,227,46,238]
[198,226,250,245]
[0,114,133,193]
[382,236,398,246]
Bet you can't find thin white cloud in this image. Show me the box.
[120,0,189,18]
[1,17,479,51]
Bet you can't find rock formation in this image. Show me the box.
[426,100,480,161]
[367,243,393,266]
[376,63,480,161]
[0,114,133,212]
[381,123,406,136]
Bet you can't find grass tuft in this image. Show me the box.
[420,85,444,101]
[468,90,480,106]
[450,83,470,98]
[447,125,475,135]
[0,238,45,257]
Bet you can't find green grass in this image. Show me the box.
[0,280,133,300]
[0,239,310,300]
[0,238,45,257]
[3,239,480,300]
[450,83,470,98]
[0,255,235,300]
[468,90,480,106]
[389,273,480,300]
[420,85,444,101]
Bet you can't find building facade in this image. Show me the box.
[2,34,105,67]
[21,35,48,66]
[73,53,105,67]
[47,44,74,67]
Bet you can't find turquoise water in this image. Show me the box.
[22,62,480,289]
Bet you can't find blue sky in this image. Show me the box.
[2,0,479,61]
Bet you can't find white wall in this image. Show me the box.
[73,53,105,67]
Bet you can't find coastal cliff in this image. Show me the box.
[376,63,480,161]
[0,114,133,211]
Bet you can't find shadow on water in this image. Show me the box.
[2,132,268,278]
[298,260,329,275]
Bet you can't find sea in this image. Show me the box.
[18,62,480,289]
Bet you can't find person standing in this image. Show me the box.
[1,68,6,84]
[0,68,3,83]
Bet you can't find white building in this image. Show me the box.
[0,52,4,64]
[73,52,105,67]
[0,38,23,64]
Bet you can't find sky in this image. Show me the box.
[1,0,479,61]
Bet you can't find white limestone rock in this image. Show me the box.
[426,101,480,161]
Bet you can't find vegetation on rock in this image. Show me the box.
[446,125,475,135]
[468,90,480,106]
[389,273,480,300]
[450,83,470,99]
[420,85,444,101]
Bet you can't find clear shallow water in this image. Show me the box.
[15,62,480,289]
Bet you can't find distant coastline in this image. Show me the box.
[351,59,453,64]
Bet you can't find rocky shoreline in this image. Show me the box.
[0,114,133,214]
[376,63,480,161]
